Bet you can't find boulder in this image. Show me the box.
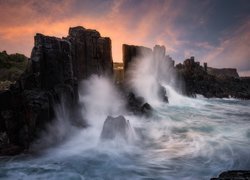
[101,115,133,141]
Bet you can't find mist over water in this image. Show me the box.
[127,48,177,106]
[1,55,250,179]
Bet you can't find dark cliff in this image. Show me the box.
[0,26,113,155]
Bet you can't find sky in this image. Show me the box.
[0,0,250,76]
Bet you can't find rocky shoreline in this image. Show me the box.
[1,26,250,155]
[0,26,249,179]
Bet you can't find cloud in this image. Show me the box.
[202,20,250,76]
[0,0,181,61]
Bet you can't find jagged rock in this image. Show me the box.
[126,92,153,116]
[0,26,113,155]
[211,170,250,180]
[141,103,152,115]
[101,115,133,141]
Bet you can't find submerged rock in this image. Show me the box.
[101,115,133,141]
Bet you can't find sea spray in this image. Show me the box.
[126,45,178,106]
[31,98,81,151]
[79,75,125,127]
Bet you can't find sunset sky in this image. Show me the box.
[0,0,250,76]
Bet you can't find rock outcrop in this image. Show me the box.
[101,115,133,141]
[211,170,250,180]
[126,92,153,116]
[67,26,113,80]
[176,57,250,99]
[0,26,113,155]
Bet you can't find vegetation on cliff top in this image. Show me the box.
[0,51,28,90]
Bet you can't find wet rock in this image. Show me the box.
[211,170,250,180]
[101,115,133,141]
[158,85,169,103]
[126,92,153,116]
[141,103,152,115]
[122,44,152,71]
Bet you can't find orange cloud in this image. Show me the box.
[0,0,180,62]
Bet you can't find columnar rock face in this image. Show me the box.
[30,34,74,90]
[122,44,152,71]
[0,26,113,155]
[67,26,113,80]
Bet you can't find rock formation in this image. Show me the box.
[0,26,113,155]
[122,44,152,71]
[67,26,113,80]
[176,57,250,99]
[211,170,250,180]
[101,115,133,141]
[126,92,153,116]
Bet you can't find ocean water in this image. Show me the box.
[0,90,250,180]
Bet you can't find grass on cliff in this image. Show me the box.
[0,51,28,90]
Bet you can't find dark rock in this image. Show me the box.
[176,57,250,99]
[101,115,133,141]
[67,26,113,80]
[0,144,23,156]
[141,103,153,115]
[122,44,152,71]
[0,26,113,155]
[126,92,153,116]
[158,85,169,103]
[211,170,250,180]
